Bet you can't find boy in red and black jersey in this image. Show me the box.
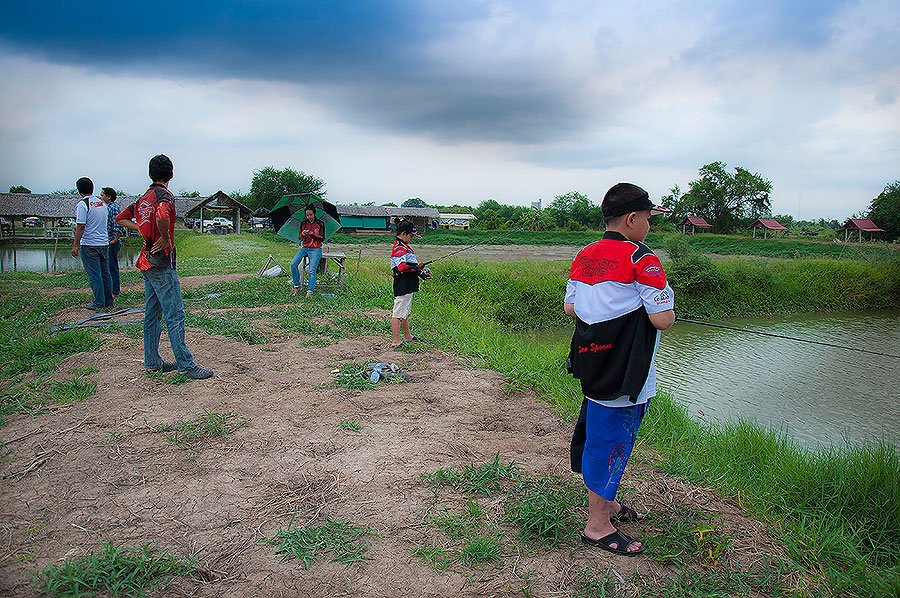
[564,182,675,557]
[390,220,426,347]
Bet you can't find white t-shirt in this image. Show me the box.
[74,195,109,246]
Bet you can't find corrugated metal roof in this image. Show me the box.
[842,218,885,232]
[752,218,788,230]
[683,216,712,227]
[385,207,440,218]
[0,192,204,218]
[336,205,389,217]
[440,213,477,220]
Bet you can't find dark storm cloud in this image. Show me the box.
[0,1,589,144]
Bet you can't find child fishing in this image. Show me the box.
[390,220,430,347]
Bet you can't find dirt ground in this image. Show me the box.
[0,305,786,597]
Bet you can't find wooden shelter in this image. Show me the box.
[385,206,440,230]
[751,218,787,239]
[838,218,885,242]
[182,191,252,234]
[681,216,712,235]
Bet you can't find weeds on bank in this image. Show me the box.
[151,411,248,445]
[423,452,522,497]
[33,541,195,597]
[643,507,730,568]
[415,454,586,574]
[267,518,376,569]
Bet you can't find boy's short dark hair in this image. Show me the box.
[149,154,174,182]
[101,187,117,201]
[76,177,93,195]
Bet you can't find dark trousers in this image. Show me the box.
[80,245,114,308]
[108,240,121,295]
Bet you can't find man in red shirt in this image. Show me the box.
[289,206,325,298]
[116,154,213,380]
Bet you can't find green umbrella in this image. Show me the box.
[269,192,342,245]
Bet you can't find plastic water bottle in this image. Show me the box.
[369,363,383,383]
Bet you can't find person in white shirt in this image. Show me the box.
[72,176,112,310]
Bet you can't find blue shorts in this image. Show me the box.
[582,400,647,500]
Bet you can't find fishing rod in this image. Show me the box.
[421,229,524,266]
[678,318,900,359]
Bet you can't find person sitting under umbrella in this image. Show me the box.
[290,206,325,297]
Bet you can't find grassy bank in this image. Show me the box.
[329,228,895,260]
[401,260,898,597]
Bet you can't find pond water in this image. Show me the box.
[0,245,141,273]
[540,310,900,450]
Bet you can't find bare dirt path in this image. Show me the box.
[0,321,784,596]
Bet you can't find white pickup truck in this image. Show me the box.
[202,217,233,229]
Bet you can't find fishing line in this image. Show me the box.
[421,228,526,266]
[678,318,900,359]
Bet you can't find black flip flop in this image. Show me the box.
[613,502,649,522]
[581,530,644,556]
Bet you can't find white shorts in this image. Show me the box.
[392,293,413,319]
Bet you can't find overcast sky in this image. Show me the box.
[0,1,897,219]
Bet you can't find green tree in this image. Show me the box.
[178,189,202,197]
[519,207,555,231]
[8,185,31,193]
[680,162,772,233]
[381,202,398,207]
[402,197,427,208]
[247,166,326,211]
[866,181,900,240]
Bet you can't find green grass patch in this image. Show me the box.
[330,362,378,390]
[503,475,586,546]
[184,311,269,344]
[410,544,455,572]
[0,368,98,426]
[423,452,523,497]
[151,411,248,445]
[643,507,730,569]
[266,518,376,569]
[458,534,503,566]
[338,419,362,432]
[33,541,195,597]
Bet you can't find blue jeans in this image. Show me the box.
[80,245,113,308]
[108,240,121,296]
[290,247,322,291]
[142,267,195,371]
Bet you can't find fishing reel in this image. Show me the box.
[418,266,433,280]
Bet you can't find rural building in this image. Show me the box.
[838,218,885,242]
[182,191,252,234]
[336,205,390,232]
[335,205,440,232]
[751,218,788,239]
[439,213,477,230]
[681,216,712,235]
[0,191,205,239]
[385,207,440,230]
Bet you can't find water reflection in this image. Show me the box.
[0,245,140,273]
[657,311,899,449]
[536,310,899,450]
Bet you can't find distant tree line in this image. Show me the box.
[12,164,895,239]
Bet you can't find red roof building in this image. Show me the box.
[839,218,885,242]
[751,218,787,239]
[681,216,713,235]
